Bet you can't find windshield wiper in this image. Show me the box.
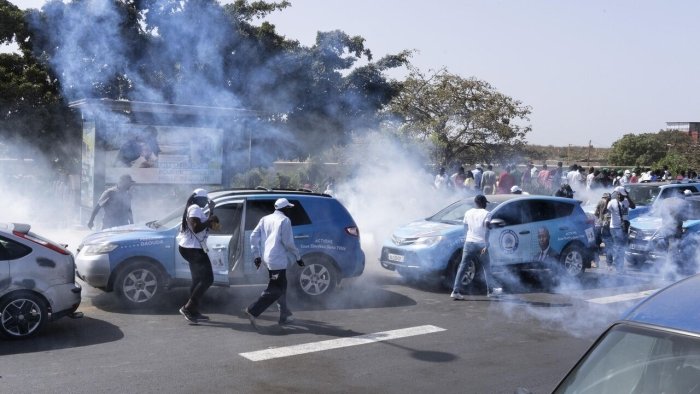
[145,220,159,229]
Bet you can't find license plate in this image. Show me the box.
[629,243,646,251]
[387,253,405,263]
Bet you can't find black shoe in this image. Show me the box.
[192,312,209,321]
[245,308,258,330]
[179,307,198,324]
[279,315,295,325]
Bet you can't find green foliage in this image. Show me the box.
[608,130,693,167]
[654,153,689,176]
[386,67,532,166]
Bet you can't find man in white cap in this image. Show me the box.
[246,198,305,328]
[606,186,635,272]
[620,169,632,186]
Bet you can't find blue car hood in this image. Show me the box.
[81,224,169,245]
[630,216,700,231]
[393,220,461,238]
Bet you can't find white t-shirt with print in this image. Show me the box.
[463,208,489,243]
[177,204,209,249]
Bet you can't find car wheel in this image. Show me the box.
[559,244,586,277]
[443,251,476,291]
[115,261,163,307]
[0,292,48,339]
[294,259,337,299]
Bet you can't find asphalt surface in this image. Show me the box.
[0,260,667,394]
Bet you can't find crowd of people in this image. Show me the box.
[434,163,700,197]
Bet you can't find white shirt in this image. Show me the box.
[434,174,448,189]
[586,173,595,190]
[463,208,489,243]
[250,210,301,270]
[177,205,208,249]
[607,199,630,229]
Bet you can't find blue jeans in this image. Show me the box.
[610,228,627,272]
[453,242,491,293]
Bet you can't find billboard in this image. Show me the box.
[104,124,223,185]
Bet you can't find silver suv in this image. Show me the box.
[0,223,81,339]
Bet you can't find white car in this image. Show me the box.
[0,223,81,339]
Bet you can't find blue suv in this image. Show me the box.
[76,190,364,307]
[380,195,596,289]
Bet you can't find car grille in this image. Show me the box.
[392,235,418,246]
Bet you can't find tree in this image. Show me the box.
[24,0,409,161]
[608,130,693,168]
[0,0,78,170]
[385,67,531,166]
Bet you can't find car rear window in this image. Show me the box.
[244,199,312,230]
[0,235,32,260]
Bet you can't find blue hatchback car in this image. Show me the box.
[380,195,596,289]
[76,190,364,307]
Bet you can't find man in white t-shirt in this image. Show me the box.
[606,186,634,273]
[451,195,501,300]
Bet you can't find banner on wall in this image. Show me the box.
[104,124,224,185]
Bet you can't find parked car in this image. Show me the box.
[76,190,364,307]
[380,195,596,290]
[550,273,700,393]
[0,223,81,339]
[626,195,700,271]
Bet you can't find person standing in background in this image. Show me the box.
[472,165,483,191]
[497,165,515,194]
[434,167,449,190]
[88,174,136,230]
[481,165,497,195]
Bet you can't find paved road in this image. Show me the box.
[0,264,665,394]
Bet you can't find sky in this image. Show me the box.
[8,0,700,147]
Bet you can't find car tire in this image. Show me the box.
[443,250,477,292]
[293,258,338,299]
[114,261,164,308]
[559,244,586,278]
[0,291,48,339]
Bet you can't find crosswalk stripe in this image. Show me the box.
[586,289,658,304]
[239,325,446,362]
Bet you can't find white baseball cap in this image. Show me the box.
[274,198,295,209]
[684,189,692,196]
[510,185,522,193]
[624,169,631,175]
[193,188,208,198]
[614,186,628,196]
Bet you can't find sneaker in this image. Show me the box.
[450,291,465,300]
[488,288,503,297]
[179,307,198,324]
[244,308,258,330]
[279,315,295,325]
[192,312,209,321]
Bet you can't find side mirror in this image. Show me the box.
[489,218,506,228]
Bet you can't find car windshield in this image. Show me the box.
[427,200,500,224]
[627,185,661,206]
[554,323,700,393]
[148,206,186,229]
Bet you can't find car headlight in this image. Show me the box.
[414,236,444,247]
[81,243,119,256]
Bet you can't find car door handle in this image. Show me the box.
[294,235,310,239]
[519,231,530,235]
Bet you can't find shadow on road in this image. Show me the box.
[0,316,124,356]
[88,276,417,316]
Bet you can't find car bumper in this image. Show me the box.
[379,245,453,273]
[46,282,82,320]
[75,252,111,288]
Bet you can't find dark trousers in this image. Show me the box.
[248,269,291,320]
[179,246,213,313]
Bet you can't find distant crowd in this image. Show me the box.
[434,162,700,197]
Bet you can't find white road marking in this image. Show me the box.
[239,325,446,362]
[586,289,659,304]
